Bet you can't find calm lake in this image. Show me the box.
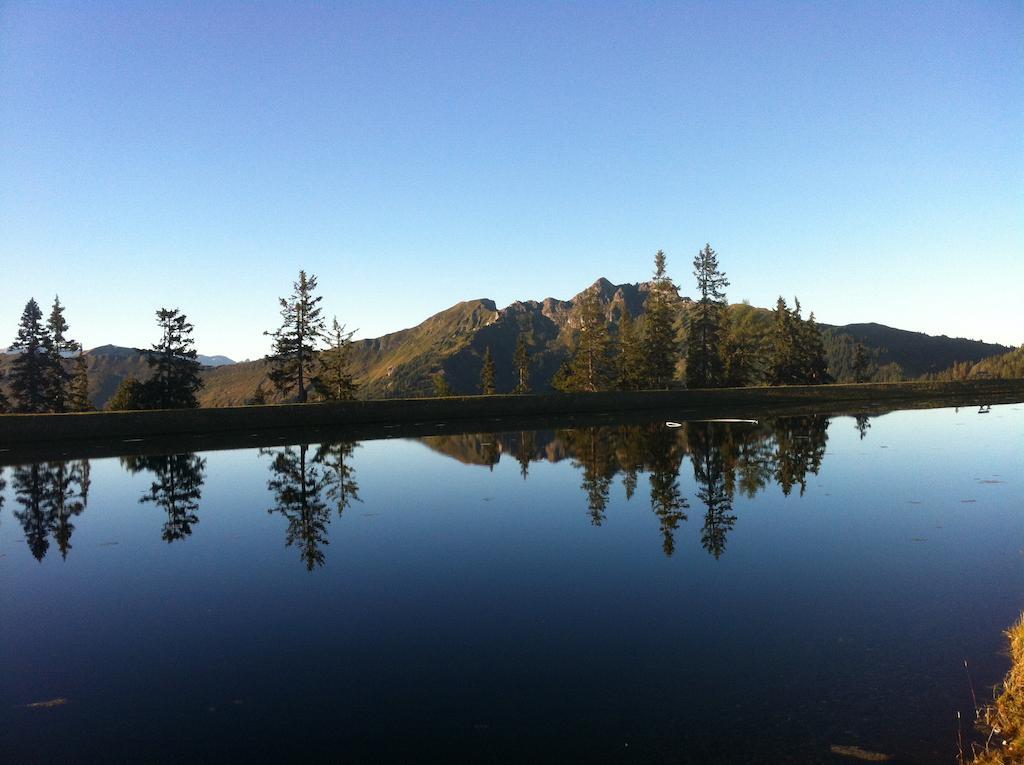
[2,404,1022,763]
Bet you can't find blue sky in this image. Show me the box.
[1,1,1021,359]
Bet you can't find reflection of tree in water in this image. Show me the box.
[51,460,91,558]
[11,460,91,561]
[557,427,618,526]
[122,453,206,542]
[416,415,834,558]
[514,431,535,481]
[687,424,737,559]
[769,415,829,496]
[315,441,360,516]
[265,444,330,571]
[854,414,871,440]
[643,426,689,556]
[264,441,360,571]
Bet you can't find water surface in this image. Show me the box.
[2,405,1022,763]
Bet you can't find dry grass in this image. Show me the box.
[973,614,1024,764]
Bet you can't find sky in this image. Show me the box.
[1,1,1021,360]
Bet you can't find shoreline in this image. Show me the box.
[0,379,1021,465]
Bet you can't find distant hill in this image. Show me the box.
[197,354,235,367]
[199,278,670,406]
[1,283,1013,408]
[820,323,1011,379]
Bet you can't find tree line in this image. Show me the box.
[2,247,860,412]
[1,269,359,412]
[3,414,839,565]
[459,245,834,396]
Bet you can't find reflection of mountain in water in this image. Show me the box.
[421,415,833,558]
[1,416,844,566]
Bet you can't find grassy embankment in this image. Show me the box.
[972,615,1024,764]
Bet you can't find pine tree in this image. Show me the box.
[767,297,799,385]
[642,250,681,388]
[767,298,831,385]
[615,305,645,390]
[313,318,358,401]
[513,332,531,393]
[9,299,54,412]
[266,271,326,403]
[555,287,613,392]
[479,346,497,394]
[685,243,729,388]
[67,352,93,412]
[44,296,77,412]
[797,311,832,384]
[144,308,202,408]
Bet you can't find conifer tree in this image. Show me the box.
[642,250,680,388]
[9,299,54,412]
[767,298,831,385]
[313,318,358,401]
[266,271,325,403]
[767,297,799,385]
[144,308,203,408]
[44,296,78,411]
[513,332,531,393]
[67,352,93,412]
[479,346,497,394]
[555,287,613,392]
[685,243,729,388]
[615,305,645,390]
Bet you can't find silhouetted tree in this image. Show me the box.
[144,308,203,408]
[266,270,326,403]
[123,453,206,542]
[265,444,331,571]
[314,318,358,401]
[9,299,56,412]
[643,250,680,388]
[480,346,497,394]
[555,287,613,392]
[67,352,93,411]
[513,333,531,393]
[0,375,10,413]
[43,296,78,412]
[686,244,729,388]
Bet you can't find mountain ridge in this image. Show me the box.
[1,280,1013,409]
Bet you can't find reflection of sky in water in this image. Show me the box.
[1,405,1021,764]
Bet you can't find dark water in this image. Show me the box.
[1,405,1021,764]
